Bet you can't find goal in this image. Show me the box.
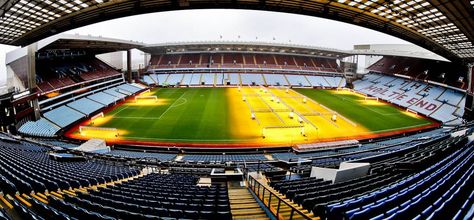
[135,95,158,102]
[364,96,379,101]
[90,112,104,121]
[79,126,118,136]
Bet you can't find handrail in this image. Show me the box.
[247,173,314,220]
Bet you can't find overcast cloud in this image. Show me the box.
[0,9,411,87]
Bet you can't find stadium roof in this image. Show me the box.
[142,41,351,58]
[37,34,145,54]
[0,0,473,63]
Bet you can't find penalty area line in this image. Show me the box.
[157,92,187,120]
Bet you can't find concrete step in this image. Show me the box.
[228,187,269,220]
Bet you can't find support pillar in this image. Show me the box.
[27,43,40,120]
[463,63,474,121]
[467,63,474,94]
[127,50,132,83]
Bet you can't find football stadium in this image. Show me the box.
[0,1,473,220]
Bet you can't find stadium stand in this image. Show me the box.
[0,137,139,194]
[43,106,85,128]
[181,154,267,162]
[264,74,289,86]
[17,118,60,137]
[106,150,177,161]
[18,83,144,137]
[353,73,465,124]
[32,138,80,149]
[368,56,467,89]
[67,97,104,115]
[149,53,342,73]
[286,74,311,87]
[57,174,231,219]
[88,92,119,106]
[269,134,470,220]
[36,56,121,94]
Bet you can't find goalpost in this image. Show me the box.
[91,112,104,121]
[364,96,379,101]
[89,112,104,125]
[79,126,119,136]
[135,96,158,102]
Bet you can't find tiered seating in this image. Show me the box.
[271,135,467,218]
[106,150,177,161]
[117,84,142,93]
[33,138,80,149]
[263,74,289,86]
[18,118,60,137]
[182,154,267,162]
[201,74,215,85]
[165,73,184,85]
[324,139,473,220]
[36,57,121,93]
[228,74,241,85]
[143,75,156,85]
[180,74,193,85]
[148,53,342,73]
[43,106,85,128]
[67,97,104,115]
[190,74,202,85]
[103,87,127,99]
[306,75,331,87]
[240,74,264,85]
[0,138,138,195]
[87,92,118,106]
[53,174,231,219]
[368,56,467,89]
[286,74,311,87]
[353,73,465,123]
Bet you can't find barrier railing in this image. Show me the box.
[247,173,314,220]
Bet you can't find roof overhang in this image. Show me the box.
[142,41,351,58]
[37,34,145,54]
[351,44,450,62]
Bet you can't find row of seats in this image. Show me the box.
[0,137,139,195]
[18,118,60,137]
[181,154,267,162]
[47,173,232,219]
[270,133,467,219]
[325,138,473,220]
[273,128,449,162]
[106,150,177,161]
[142,73,346,88]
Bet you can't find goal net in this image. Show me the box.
[91,112,104,121]
[79,126,118,136]
[135,96,158,102]
[89,112,104,125]
[364,96,379,101]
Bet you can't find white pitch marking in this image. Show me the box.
[157,92,187,120]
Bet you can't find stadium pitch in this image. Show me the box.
[66,87,438,147]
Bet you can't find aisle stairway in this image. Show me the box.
[260,186,319,220]
[255,175,319,220]
[228,187,270,220]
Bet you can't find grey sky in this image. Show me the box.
[65,9,410,48]
[0,9,411,87]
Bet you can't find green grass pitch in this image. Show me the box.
[76,87,435,143]
[294,89,434,133]
[102,88,233,142]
